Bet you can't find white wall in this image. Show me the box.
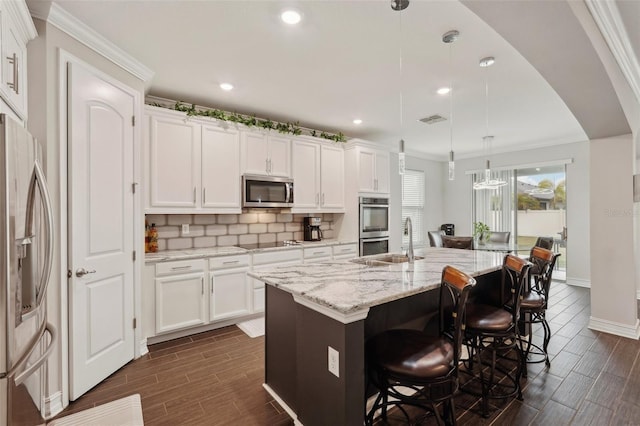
[589,135,638,336]
[443,141,590,286]
[389,152,444,252]
[28,19,146,415]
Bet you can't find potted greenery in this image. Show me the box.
[473,222,491,245]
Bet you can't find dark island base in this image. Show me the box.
[264,269,501,426]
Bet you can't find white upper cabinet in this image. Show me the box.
[292,140,320,209]
[241,131,291,177]
[320,144,345,209]
[201,124,241,209]
[292,138,344,212]
[144,106,242,213]
[357,147,389,194]
[148,112,200,209]
[0,1,36,120]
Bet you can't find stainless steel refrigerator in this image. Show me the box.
[1,114,56,425]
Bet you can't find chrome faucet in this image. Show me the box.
[404,217,414,263]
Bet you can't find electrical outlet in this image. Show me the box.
[182,224,190,235]
[328,346,339,377]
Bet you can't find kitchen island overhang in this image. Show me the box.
[250,248,505,426]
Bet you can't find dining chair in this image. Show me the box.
[488,231,511,243]
[442,236,474,250]
[365,266,476,425]
[428,230,445,247]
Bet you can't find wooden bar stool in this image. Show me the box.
[519,246,561,376]
[365,266,476,426]
[461,254,531,418]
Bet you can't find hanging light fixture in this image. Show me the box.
[393,0,409,174]
[473,56,507,190]
[442,30,459,181]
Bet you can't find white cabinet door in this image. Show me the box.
[241,132,291,177]
[155,272,206,334]
[1,17,27,118]
[241,131,270,175]
[201,125,241,209]
[210,267,251,321]
[268,135,291,177]
[292,140,320,209]
[375,151,390,193]
[357,148,376,192]
[149,114,200,208]
[320,144,344,209]
[357,147,389,194]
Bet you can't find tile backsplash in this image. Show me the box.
[145,213,337,251]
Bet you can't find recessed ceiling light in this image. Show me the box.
[220,83,234,91]
[535,168,541,171]
[437,87,451,95]
[281,9,302,25]
[353,119,363,125]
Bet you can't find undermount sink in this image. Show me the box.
[350,253,424,266]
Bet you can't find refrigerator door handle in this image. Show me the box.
[25,159,54,310]
[9,322,56,386]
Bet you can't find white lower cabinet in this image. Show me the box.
[155,259,207,334]
[209,255,251,321]
[332,243,359,260]
[303,246,332,263]
[250,248,303,313]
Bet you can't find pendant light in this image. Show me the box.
[442,30,459,181]
[473,56,507,190]
[393,0,409,174]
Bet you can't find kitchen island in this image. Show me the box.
[249,247,505,426]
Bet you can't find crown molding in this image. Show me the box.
[5,0,37,42]
[586,0,640,105]
[29,2,154,83]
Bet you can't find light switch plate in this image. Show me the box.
[328,346,339,377]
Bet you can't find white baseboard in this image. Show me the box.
[567,277,590,288]
[43,390,64,420]
[139,338,149,357]
[263,383,303,426]
[588,316,640,339]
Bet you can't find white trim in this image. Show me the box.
[637,288,640,300]
[58,48,143,407]
[465,158,574,175]
[566,277,591,288]
[32,4,154,83]
[292,295,369,324]
[262,384,303,426]
[139,339,148,357]
[588,316,640,340]
[4,0,38,42]
[586,0,640,105]
[43,391,64,420]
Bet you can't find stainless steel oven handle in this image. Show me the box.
[361,237,389,243]
[25,159,54,309]
[11,322,56,386]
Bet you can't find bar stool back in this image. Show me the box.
[365,266,476,425]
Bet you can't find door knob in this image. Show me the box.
[76,268,96,277]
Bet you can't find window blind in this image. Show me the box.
[402,169,425,246]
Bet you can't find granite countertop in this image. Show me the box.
[248,247,504,320]
[144,239,358,263]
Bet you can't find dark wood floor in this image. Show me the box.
[55,281,640,425]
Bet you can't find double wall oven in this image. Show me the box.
[359,197,389,256]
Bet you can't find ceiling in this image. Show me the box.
[32,0,638,159]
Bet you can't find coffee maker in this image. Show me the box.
[303,217,323,241]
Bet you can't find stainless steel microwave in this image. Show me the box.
[242,175,294,208]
